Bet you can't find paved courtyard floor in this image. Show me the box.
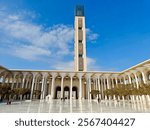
[0,99,150,113]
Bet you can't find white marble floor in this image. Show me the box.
[0,99,150,113]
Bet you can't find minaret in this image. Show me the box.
[74,5,87,72]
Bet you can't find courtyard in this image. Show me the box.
[0,99,150,113]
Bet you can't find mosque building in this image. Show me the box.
[0,5,150,100]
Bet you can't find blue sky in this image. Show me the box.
[0,0,150,71]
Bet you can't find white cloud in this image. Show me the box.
[51,61,74,70]
[11,45,51,60]
[86,28,99,42]
[0,11,74,60]
[51,57,100,71]
[0,9,99,70]
[87,57,100,71]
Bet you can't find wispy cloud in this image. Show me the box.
[0,8,99,70]
[86,28,99,43]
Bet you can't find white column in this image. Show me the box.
[69,73,74,101]
[35,77,39,90]
[115,77,118,85]
[40,77,45,100]
[96,75,101,99]
[93,79,96,90]
[111,78,114,88]
[43,77,48,99]
[133,73,139,88]
[89,77,91,100]
[30,73,37,100]
[86,74,92,100]
[96,78,98,90]
[97,77,100,91]
[51,73,57,99]
[61,77,64,99]
[104,78,106,90]
[69,73,74,100]
[21,73,28,88]
[60,73,65,99]
[127,74,132,84]
[106,77,110,89]
[100,78,104,99]
[70,77,73,100]
[136,68,148,84]
[141,71,146,84]
[77,73,83,100]
[123,76,126,85]
[11,73,17,89]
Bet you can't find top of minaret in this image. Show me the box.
[75,5,84,16]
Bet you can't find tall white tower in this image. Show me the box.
[74,5,87,72]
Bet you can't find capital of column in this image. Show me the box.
[103,74,111,79]
[85,73,92,80]
[94,74,100,79]
[69,73,75,78]
[59,72,66,79]
[136,67,147,74]
[125,71,131,76]
[111,74,119,78]
[50,72,57,79]
[32,72,38,78]
[22,72,28,78]
[130,70,138,74]
[77,73,83,79]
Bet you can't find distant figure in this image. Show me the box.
[45,95,51,102]
[98,98,101,103]
[7,100,11,105]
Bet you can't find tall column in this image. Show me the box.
[111,78,115,88]
[115,77,118,85]
[30,73,37,100]
[127,74,132,84]
[43,77,48,99]
[132,72,139,88]
[60,73,66,99]
[41,75,49,99]
[93,79,96,90]
[21,72,28,88]
[69,73,74,100]
[11,73,17,89]
[100,78,104,99]
[96,74,101,99]
[77,73,83,100]
[136,68,147,84]
[103,78,106,90]
[141,71,146,84]
[96,78,98,90]
[40,76,45,100]
[123,76,126,85]
[97,76,100,91]
[106,77,110,89]
[85,74,92,100]
[51,73,57,99]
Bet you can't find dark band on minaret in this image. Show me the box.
[75,5,84,16]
